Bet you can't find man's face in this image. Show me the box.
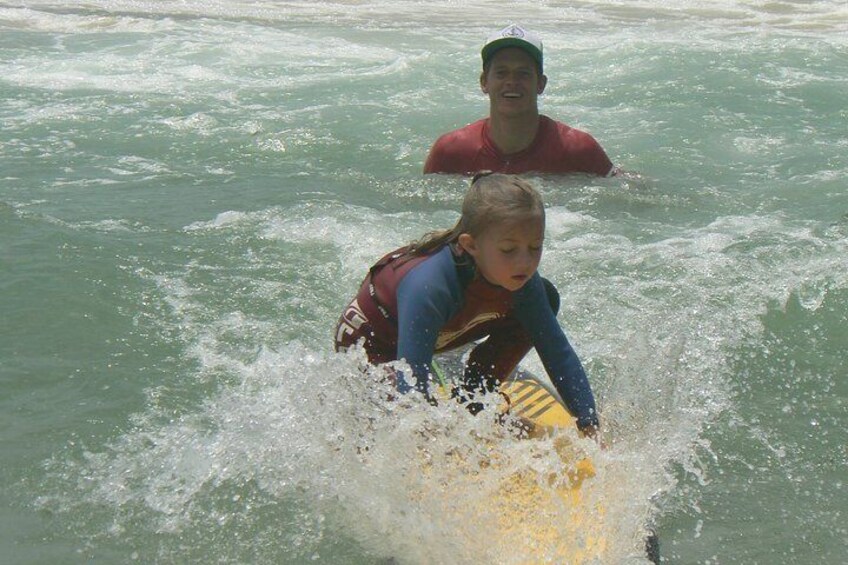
[480,48,547,117]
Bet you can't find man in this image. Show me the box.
[424,24,616,177]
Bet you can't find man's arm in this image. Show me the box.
[423,138,447,174]
[570,128,616,177]
[423,134,465,174]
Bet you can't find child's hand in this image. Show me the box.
[394,372,414,394]
[579,423,607,449]
[578,423,598,440]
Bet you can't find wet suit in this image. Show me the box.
[335,244,598,430]
[424,116,615,177]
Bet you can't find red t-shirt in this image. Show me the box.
[423,115,614,176]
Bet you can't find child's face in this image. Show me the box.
[459,217,544,291]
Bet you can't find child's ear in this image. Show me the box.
[458,233,477,256]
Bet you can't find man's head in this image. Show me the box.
[479,25,547,117]
[481,24,543,75]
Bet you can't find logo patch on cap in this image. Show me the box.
[502,25,525,39]
[482,24,544,73]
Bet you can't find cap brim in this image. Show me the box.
[481,38,543,71]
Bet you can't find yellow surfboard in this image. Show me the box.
[491,372,605,563]
[427,360,605,563]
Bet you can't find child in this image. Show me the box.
[335,173,599,436]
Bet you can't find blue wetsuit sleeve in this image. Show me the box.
[395,247,463,394]
[514,274,599,429]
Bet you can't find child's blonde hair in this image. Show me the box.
[409,172,545,257]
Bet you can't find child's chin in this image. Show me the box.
[507,278,529,291]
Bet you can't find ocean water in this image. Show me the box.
[2,1,846,563]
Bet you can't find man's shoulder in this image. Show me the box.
[541,115,596,143]
[532,115,614,176]
[540,115,610,154]
[424,119,489,174]
[432,118,487,145]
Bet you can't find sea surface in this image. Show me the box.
[1,1,846,563]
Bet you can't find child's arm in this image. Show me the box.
[515,274,599,431]
[394,248,463,395]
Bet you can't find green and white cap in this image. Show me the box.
[481,24,543,73]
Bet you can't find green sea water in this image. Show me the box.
[1,1,846,563]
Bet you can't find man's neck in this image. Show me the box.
[487,112,542,155]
